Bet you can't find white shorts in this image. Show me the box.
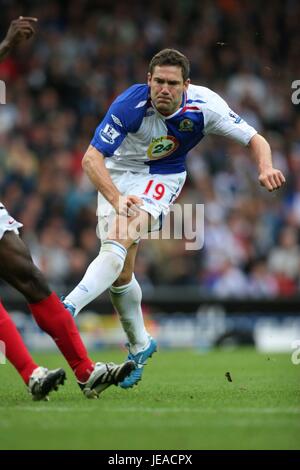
[97,170,186,241]
[0,204,23,240]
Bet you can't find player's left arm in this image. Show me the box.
[0,17,37,62]
[202,89,286,192]
[248,133,285,192]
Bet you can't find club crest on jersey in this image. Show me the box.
[178,118,194,132]
[147,136,179,160]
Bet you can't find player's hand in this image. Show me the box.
[258,168,286,192]
[4,17,38,47]
[112,195,143,217]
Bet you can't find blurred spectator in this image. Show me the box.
[248,258,279,298]
[268,226,300,296]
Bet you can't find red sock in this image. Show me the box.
[29,292,94,382]
[0,302,37,384]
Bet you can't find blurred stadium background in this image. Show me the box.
[0,0,300,354]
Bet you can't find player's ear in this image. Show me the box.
[184,78,190,91]
[147,72,152,85]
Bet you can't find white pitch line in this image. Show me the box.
[1,407,299,414]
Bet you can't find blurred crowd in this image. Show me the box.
[0,0,299,298]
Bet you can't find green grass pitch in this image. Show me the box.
[0,348,299,450]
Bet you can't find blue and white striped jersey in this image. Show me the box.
[91,83,257,175]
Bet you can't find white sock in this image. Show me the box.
[110,275,149,354]
[65,240,127,315]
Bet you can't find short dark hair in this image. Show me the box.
[149,48,190,82]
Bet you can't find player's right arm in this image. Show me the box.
[0,17,37,62]
[82,145,142,216]
[85,85,147,216]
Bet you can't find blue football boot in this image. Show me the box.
[119,337,157,389]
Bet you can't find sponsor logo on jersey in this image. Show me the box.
[147,136,179,160]
[111,114,123,127]
[100,124,121,144]
[229,110,242,124]
[179,118,194,132]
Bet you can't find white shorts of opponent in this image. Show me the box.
[97,170,186,242]
[0,203,23,240]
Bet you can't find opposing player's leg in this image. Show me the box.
[0,231,94,382]
[0,230,51,303]
[0,230,135,395]
[0,300,66,400]
[110,244,157,388]
[0,300,38,382]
